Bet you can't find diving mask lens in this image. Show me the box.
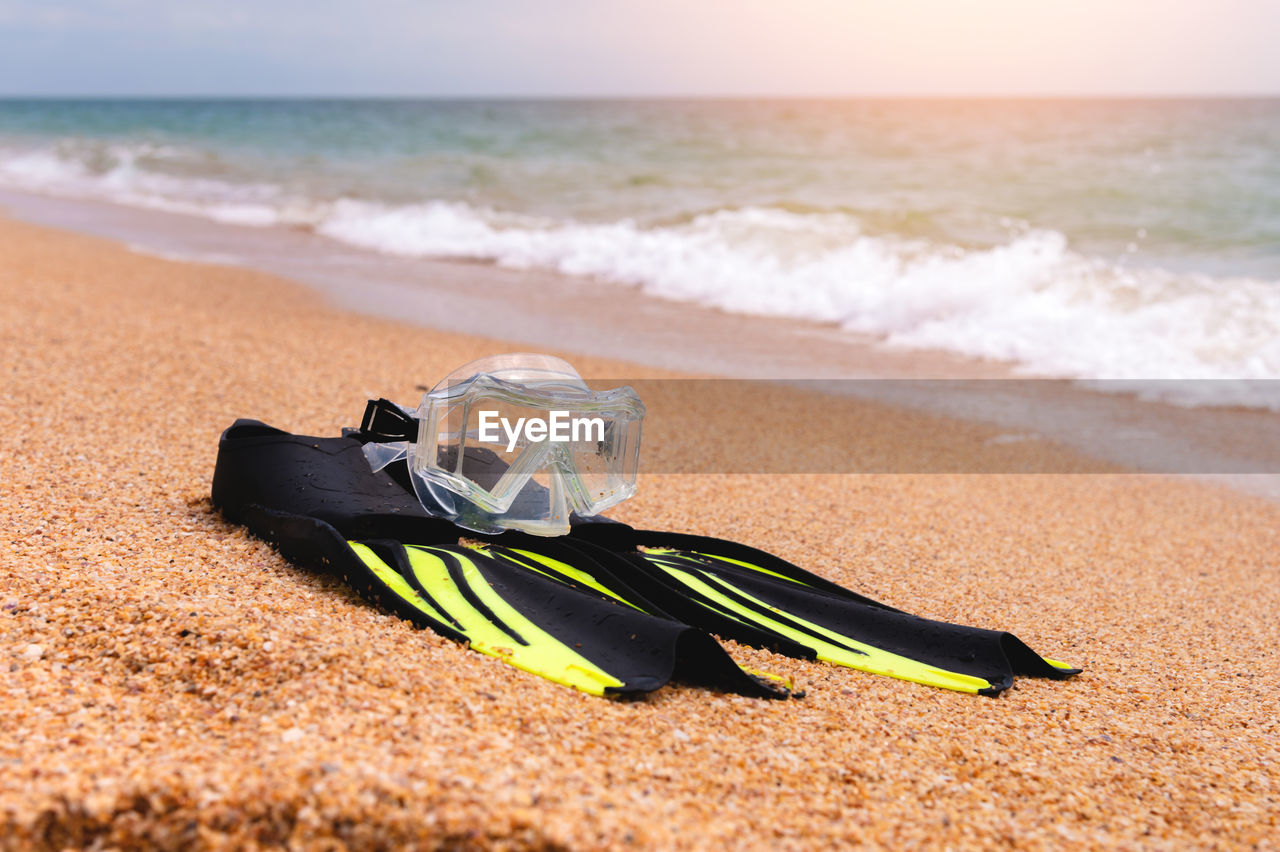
[409,354,644,535]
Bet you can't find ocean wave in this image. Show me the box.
[317,200,1280,394]
[2,142,1278,405]
[0,142,292,226]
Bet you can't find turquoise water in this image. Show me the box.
[1,98,1278,381]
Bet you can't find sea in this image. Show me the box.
[1,98,1277,393]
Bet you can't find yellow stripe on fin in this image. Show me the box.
[652,563,993,695]
[347,541,451,624]
[692,552,806,585]
[503,547,648,612]
[409,546,624,696]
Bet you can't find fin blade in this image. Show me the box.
[348,542,452,626]
[648,558,993,694]
[496,546,649,612]
[407,546,626,695]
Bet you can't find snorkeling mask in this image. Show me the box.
[360,354,644,536]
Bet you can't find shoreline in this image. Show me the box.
[4,187,1279,500]
[0,188,1015,381]
[2,214,1279,848]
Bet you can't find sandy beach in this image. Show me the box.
[3,215,1279,849]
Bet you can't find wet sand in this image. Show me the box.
[2,216,1278,849]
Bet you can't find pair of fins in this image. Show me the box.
[211,418,1079,700]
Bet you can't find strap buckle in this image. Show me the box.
[359,398,419,442]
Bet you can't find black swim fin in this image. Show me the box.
[211,420,790,699]
[561,524,1079,696]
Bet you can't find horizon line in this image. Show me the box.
[2,92,1279,101]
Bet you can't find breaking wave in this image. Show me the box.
[3,141,1278,407]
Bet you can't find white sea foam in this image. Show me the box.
[0,143,291,227]
[2,144,1278,407]
[317,200,1280,401]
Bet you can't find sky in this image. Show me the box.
[0,0,1277,97]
